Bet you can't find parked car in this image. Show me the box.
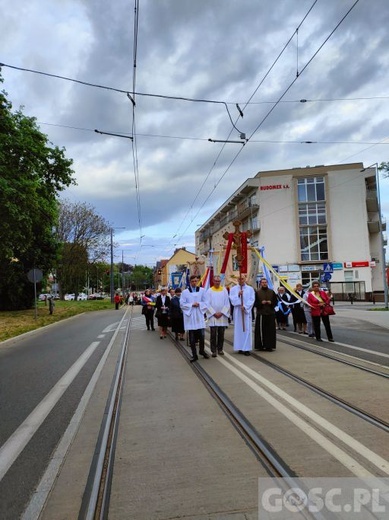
[64,293,75,301]
[77,293,88,301]
[88,293,105,300]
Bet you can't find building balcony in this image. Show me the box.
[368,220,380,233]
[366,189,378,212]
[237,201,259,221]
[368,217,387,234]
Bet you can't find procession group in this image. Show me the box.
[139,274,335,362]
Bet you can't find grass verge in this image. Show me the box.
[0,300,115,342]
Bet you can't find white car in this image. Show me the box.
[64,293,75,301]
[77,293,88,301]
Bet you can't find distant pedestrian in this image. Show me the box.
[254,278,277,351]
[229,274,255,356]
[204,276,230,357]
[181,275,209,362]
[307,281,335,342]
[48,296,55,315]
[114,293,121,310]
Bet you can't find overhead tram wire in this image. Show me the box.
[170,0,319,244]
[0,62,244,136]
[246,0,362,143]
[32,123,389,147]
[171,0,362,246]
[130,0,143,241]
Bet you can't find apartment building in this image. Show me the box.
[195,163,387,301]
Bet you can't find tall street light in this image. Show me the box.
[361,163,388,309]
[110,227,125,303]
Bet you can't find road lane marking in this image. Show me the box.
[21,308,129,519]
[219,352,389,477]
[0,341,101,482]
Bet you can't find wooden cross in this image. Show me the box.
[225,220,252,331]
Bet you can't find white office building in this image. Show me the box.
[196,163,387,301]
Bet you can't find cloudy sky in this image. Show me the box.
[1,0,389,266]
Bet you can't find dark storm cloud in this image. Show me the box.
[1,0,389,265]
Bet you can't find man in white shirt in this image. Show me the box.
[205,276,230,357]
[180,275,210,362]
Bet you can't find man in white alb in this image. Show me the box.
[229,274,255,356]
[180,275,210,362]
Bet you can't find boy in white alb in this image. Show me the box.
[204,276,230,357]
[180,275,210,362]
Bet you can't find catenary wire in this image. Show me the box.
[170,0,362,248]
[165,0,320,250]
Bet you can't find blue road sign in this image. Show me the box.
[323,262,333,273]
[321,272,332,282]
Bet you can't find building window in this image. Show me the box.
[298,177,328,261]
[302,272,320,287]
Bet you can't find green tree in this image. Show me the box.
[0,73,75,310]
[379,162,389,178]
[129,265,154,290]
[55,200,111,298]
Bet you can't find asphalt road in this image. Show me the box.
[0,304,387,518]
[0,309,125,520]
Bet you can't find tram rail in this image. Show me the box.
[250,349,389,432]
[265,334,389,379]
[219,335,389,432]
[73,314,387,519]
[79,306,133,520]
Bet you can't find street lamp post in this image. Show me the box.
[110,227,125,303]
[362,164,388,309]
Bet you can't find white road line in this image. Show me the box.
[21,309,129,520]
[219,352,389,477]
[0,341,102,482]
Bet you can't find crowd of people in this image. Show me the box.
[127,274,336,360]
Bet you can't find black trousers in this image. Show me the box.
[145,311,155,330]
[312,315,333,340]
[188,329,205,353]
[209,326,226,353]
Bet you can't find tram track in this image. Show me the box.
[168,331,388,519]
[74,315,386,519]
[276,334,389,379]
[79,307,133,520]
[170,333,296,479]
[221,336,389,433]
[252,350,389,432]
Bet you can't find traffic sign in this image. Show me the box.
[321,273,332,282]
[323,262,333,273]
[27,268,43,283]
